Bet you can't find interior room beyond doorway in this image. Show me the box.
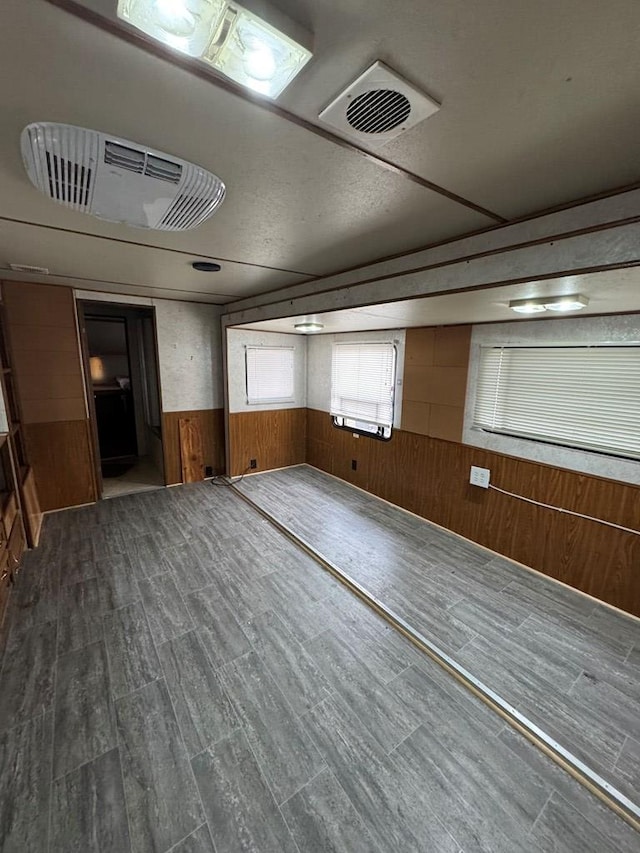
[80,301,164,499]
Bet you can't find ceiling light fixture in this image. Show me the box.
[509,294,589,315]
[192,260,221,271]
[544,294,590,312]
[118,0,313,98]
[294,321,324,332]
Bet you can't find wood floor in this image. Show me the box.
[0,474,638,852]
[238,466,640,813]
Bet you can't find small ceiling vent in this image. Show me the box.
[319,61,440,147]
[8,263,50,275]
[21,123,225,231]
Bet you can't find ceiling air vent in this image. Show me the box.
[21,122,225,231]
[8,263,50,275]
[319,61,440,147]
[104,141,145,173]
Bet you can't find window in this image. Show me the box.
[331,342,396,439]
[473,345,640,460]
[246,346,295,405]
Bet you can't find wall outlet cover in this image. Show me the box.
[470,465,490,488]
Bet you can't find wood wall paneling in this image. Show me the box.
[3,281,97,510]
[20,467,43,548]
[305,407,640,616]
[24,420,96,511]
[163,409,225,485]
[402,325,471,442]
[178,417,205,483]
[229,409,307,477]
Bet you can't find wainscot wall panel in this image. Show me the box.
[25,420,96,510]
[401,325,471,442]
[229,409,306,477]
[163,409,224,485]
[3,281,97,510]
[306,408,640,616]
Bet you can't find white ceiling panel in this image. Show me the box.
[0,0,638,305]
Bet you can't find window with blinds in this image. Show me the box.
[473,345,640,459]
[245,346,295,405]
[331,342,396,438]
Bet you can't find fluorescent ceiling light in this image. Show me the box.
[118,0,312,98]
[509,294,589,315]
[509,299,547,314]
[544,294,590,312]
[294,321,323,332]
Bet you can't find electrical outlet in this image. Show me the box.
[250,459,257,469]
[470,466,490,488]
[351,459,357,471]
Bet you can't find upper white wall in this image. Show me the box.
[307,329,406,429]
[154,300,223,412]
[227,328,307,413]
[463,314,640,485]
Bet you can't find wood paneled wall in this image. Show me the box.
[163,409,225,485]
[229,409,306,477]
[3,281,97,511]
[307,407,640,616]
[402,325,471,441]
[24,421,96,509]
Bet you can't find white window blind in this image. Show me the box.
[474,345,640,459]
[331,342,396,428]
[246,346,295,405]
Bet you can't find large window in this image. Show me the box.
[246,346,295,405]
[331,342,396,439]
[473,345,640,460]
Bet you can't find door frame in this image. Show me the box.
[76,301,104,499]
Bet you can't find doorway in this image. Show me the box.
[78,301,165,499]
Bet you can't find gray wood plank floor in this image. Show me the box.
[238,464,640,810]
[0,474,637,852]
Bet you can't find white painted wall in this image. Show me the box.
[307,329,406,429]
[463,314,640,485]
[227,328,307,413]
[154,301,224,412]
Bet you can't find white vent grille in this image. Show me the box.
[22,124,98,212]
[21,122,225,231]
[8,263,50,275]
[158,169,227,230]
[319,61,440,147]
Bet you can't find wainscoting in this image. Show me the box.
[24,420,97,511]
[229,408,307,477]
[163,409,225,486]
[307,407,640,616]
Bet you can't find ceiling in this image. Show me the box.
[234,269,640,334]
[0,0,639,305]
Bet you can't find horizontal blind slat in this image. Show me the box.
[473,345,640,458]
[331,342,396,428]
[246,346,295,404]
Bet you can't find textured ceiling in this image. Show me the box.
[235,269,640,333]
[0,0,638,304]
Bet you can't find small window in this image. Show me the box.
[473,344,640,460]
[331,342,396,439]
[246,346,295,405]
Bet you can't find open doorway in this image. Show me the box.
[78,301,165,499]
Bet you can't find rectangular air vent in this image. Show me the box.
[8,263,50,275]
[104,141,145,173]
[22,122,226,230]
[145,155,182,183]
